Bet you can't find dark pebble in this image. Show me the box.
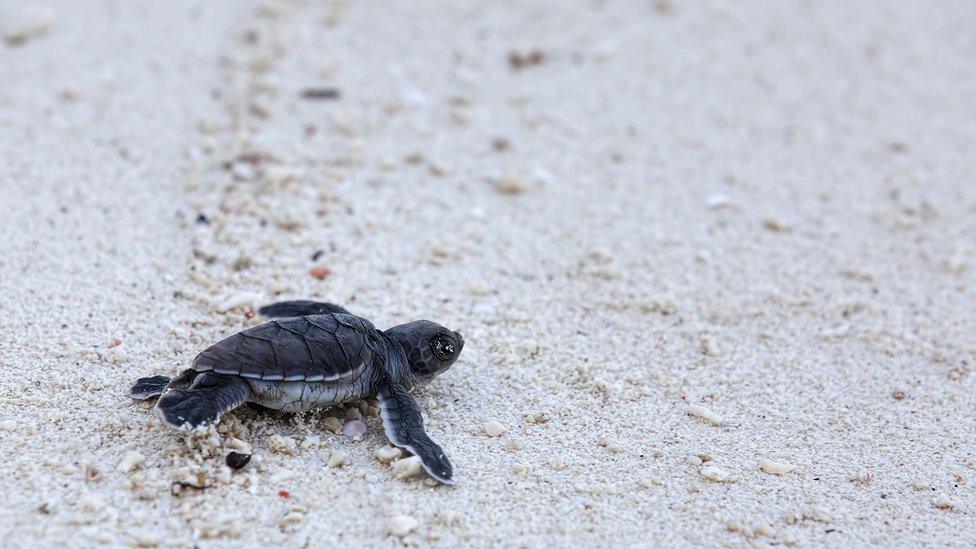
[226,452,251,470]
[301,87,341,100]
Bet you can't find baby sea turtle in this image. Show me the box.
[129,300,463,484]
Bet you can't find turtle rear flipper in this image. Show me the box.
[129,375,171,399]
[258,300,351,318]
[129,368,198,400]
[377,376,454,484]
[155,373,251,430]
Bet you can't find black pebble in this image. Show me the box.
[301,87,341,100]
[226,452,251,470]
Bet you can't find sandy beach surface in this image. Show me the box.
[1,0,974,546]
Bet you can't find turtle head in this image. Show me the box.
[385,320,463,389]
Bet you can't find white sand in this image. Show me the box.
[1,0,975,545]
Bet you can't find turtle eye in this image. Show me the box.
[430,335,455,360]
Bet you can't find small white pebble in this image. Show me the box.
[596,438,622,453]
[268,434,296,456]
[933,494,954,509]
[1,9,52,46]
[392,456,424,479]
[116,451,145,473]
[277,511,305,527]
[385,515,418,538]
[492,176,526,196]
[215,292,261,312]
[269,469,295,483]
[503,439,524,451]
[763,217,791,232]
[342,419,367,441]
[706,194,733,210]
[225,437,251,453]
[759,458,795,475]
[483,421,507,437]
[752,522,775,537]
[688,405,723,426]
[468,281,490,295]
[802,505,833,523]
[700,465,737,483]
[850,469,873,485]
[327,450,347,468]
[550,458,566,471]
[373,446,403,464]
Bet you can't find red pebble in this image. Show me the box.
[309,266,332,280]
[278,490,290,498]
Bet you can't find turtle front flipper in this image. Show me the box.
[154,372,251,430]
[377,377,454,484]
[258,300,351,318]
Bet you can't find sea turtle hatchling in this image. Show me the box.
[129,300,463,484]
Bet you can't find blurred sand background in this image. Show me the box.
[1,0,974,546]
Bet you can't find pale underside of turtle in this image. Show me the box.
[129,300,463,484]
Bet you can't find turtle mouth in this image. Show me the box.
[454,331,464,350]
